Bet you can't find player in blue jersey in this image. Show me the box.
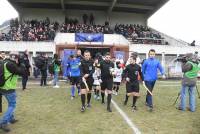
[68,55,81,99]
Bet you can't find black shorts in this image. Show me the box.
[70,76,80,85]
[126,81,139,93]
[80,78,94,90]
[114,82,120,86]
[101,78,113,91]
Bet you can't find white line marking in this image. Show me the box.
[17,83,141,133]
[111,99,141,134]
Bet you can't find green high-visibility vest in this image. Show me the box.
[0,63,18,90]
[54,63,60,72]
[184,61,200,79]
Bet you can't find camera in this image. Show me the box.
[175,53,200,64]
[175,55,187,63]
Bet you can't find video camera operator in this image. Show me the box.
[19,50,31,90]
[0,52,26,132]
[178,53,200,112]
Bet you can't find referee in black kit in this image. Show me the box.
[122,56,144,112]
[100,52,115,112]
[80,50,94,112]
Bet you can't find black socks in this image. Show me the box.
[101,92,105,103]
[116,86,119,92]
[107,94,112,108]
[125,94,129,102]
[81,94,86,107]
[132,96,138,107]
[87,93,91,104]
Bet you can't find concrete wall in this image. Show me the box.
[20,8,65,24]
[54,33,129,45]
[1,36,199,57]
[20,8,146,27]
[0,41,55,56]
[129,44,200,56]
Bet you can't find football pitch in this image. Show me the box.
[1,80,200,134]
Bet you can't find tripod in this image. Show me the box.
[173,85,200,106]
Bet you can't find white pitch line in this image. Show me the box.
[111,99,141,134]
[17,83,141,133]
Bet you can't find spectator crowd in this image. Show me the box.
[0,18,57,41]
[114,24,163,44]
[0,16,164,44]
[60,23,113,34]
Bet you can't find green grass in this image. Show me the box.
[113,81,200,134]
[1,80,200,134]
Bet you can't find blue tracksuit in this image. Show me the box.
[142,58,164,81]
[142,58,164,107]
[68,58,81,77]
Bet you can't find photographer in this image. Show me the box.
[178,53,200,112]
[19,50,31,90]
[0,52,26,132]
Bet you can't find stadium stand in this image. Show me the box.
[0,18,164,44]
[60,22,113,34]
[0,18,57,41]
[114,24,163,44]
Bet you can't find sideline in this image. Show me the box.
[111,98,141,134]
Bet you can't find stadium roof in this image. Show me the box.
[8,0,169,18]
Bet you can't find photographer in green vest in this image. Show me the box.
[178,53,200,112]
[0,52,26,132]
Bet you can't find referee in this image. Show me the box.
[80,50,94,112]
[123,56,143,111]
[100,52,115,112]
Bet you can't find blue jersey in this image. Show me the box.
[68,58,81,77]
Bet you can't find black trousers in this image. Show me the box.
[22,75,28,90]
[40,70,47,86]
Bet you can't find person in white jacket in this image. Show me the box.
[113,61,123,95]
[93,59,101,100]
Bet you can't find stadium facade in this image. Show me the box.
[1,0,200,76]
